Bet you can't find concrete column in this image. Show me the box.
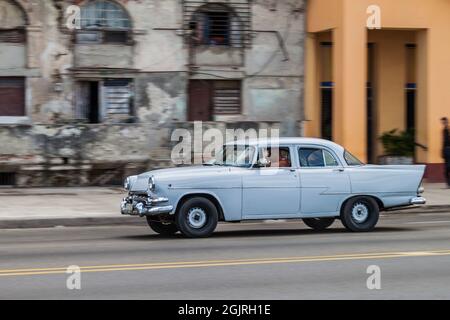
[332,1,368,162]
[415,30,429,164]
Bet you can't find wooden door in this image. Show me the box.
[188,80,212,121]
[0,78,25,116]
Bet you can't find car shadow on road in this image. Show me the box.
[120,226,417,241]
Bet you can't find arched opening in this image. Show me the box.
[189,3,243,48]
[0,0,27,43]
[76,0,132,44]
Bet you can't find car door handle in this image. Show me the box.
[333,168,345,172]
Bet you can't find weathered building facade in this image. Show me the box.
[0,0,306,187]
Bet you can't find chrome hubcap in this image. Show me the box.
[187,207,207,229]
[351,203,369,223]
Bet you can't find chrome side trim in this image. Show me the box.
[410,197,426,205]
[150,197,169,204]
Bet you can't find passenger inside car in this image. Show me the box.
[260,147,292,168]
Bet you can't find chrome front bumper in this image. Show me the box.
[410,197,427,205]
[121,195,174,217]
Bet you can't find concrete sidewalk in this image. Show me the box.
[0,187,138,229]
[0,184,449,229]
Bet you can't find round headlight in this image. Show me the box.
[148,176,156,191]
[124,177,131,191]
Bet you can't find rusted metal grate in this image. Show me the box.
[183,0,252,48]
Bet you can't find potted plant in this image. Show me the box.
[378,129,417,165]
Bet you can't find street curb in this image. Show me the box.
[0,206,449,230]
[0,217,146,230]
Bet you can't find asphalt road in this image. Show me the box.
[1,211,450,300]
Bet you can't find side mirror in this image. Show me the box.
[257,158,271,168]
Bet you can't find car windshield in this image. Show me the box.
[344,150,365,166]
[206,145,256,168]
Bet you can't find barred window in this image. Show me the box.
[189,4,244,47]
[77,0,132,44]
[80,0,130,29]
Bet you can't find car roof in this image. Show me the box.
[226,137,344,150]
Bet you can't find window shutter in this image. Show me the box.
[102,79,132,116]
[0,78,25,116]
[213,81,241,115]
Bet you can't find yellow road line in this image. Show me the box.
[1,249,450,278]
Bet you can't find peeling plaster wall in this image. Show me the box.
[0,0,305,187]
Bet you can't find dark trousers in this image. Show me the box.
[445,147,450,186]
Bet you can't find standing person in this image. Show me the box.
[442,117,450,187]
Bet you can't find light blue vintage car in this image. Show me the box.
[121,138,426,238]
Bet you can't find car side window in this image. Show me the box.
[298,148,339,168]
[258,147,292,168]
[324,150,339,167]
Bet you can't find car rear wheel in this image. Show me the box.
[146,217,179,236]
[341,197,379,232]
[176,197,219,238]
[303,218,335,231]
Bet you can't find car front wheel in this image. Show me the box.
[303,218,335,231]
[176,197,219,238]
[341,197,379,232]
[147,217,179,236]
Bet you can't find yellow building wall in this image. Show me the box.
[306,0,450,167]
[369,31,416,158]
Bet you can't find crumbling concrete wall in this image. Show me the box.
[0,0,305,187]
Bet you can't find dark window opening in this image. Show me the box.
[88,82,100,124]
[188,80,241,121]
[0,172,16,186]
[75,79,133,124]
[367,85,374,163]
[0,28,26,43]
[367,43,375,164]
[321,84,333,141]
[406,86,416,132]
[103,30,129,44]
[76,30,131,44]
[0,77,25,117]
